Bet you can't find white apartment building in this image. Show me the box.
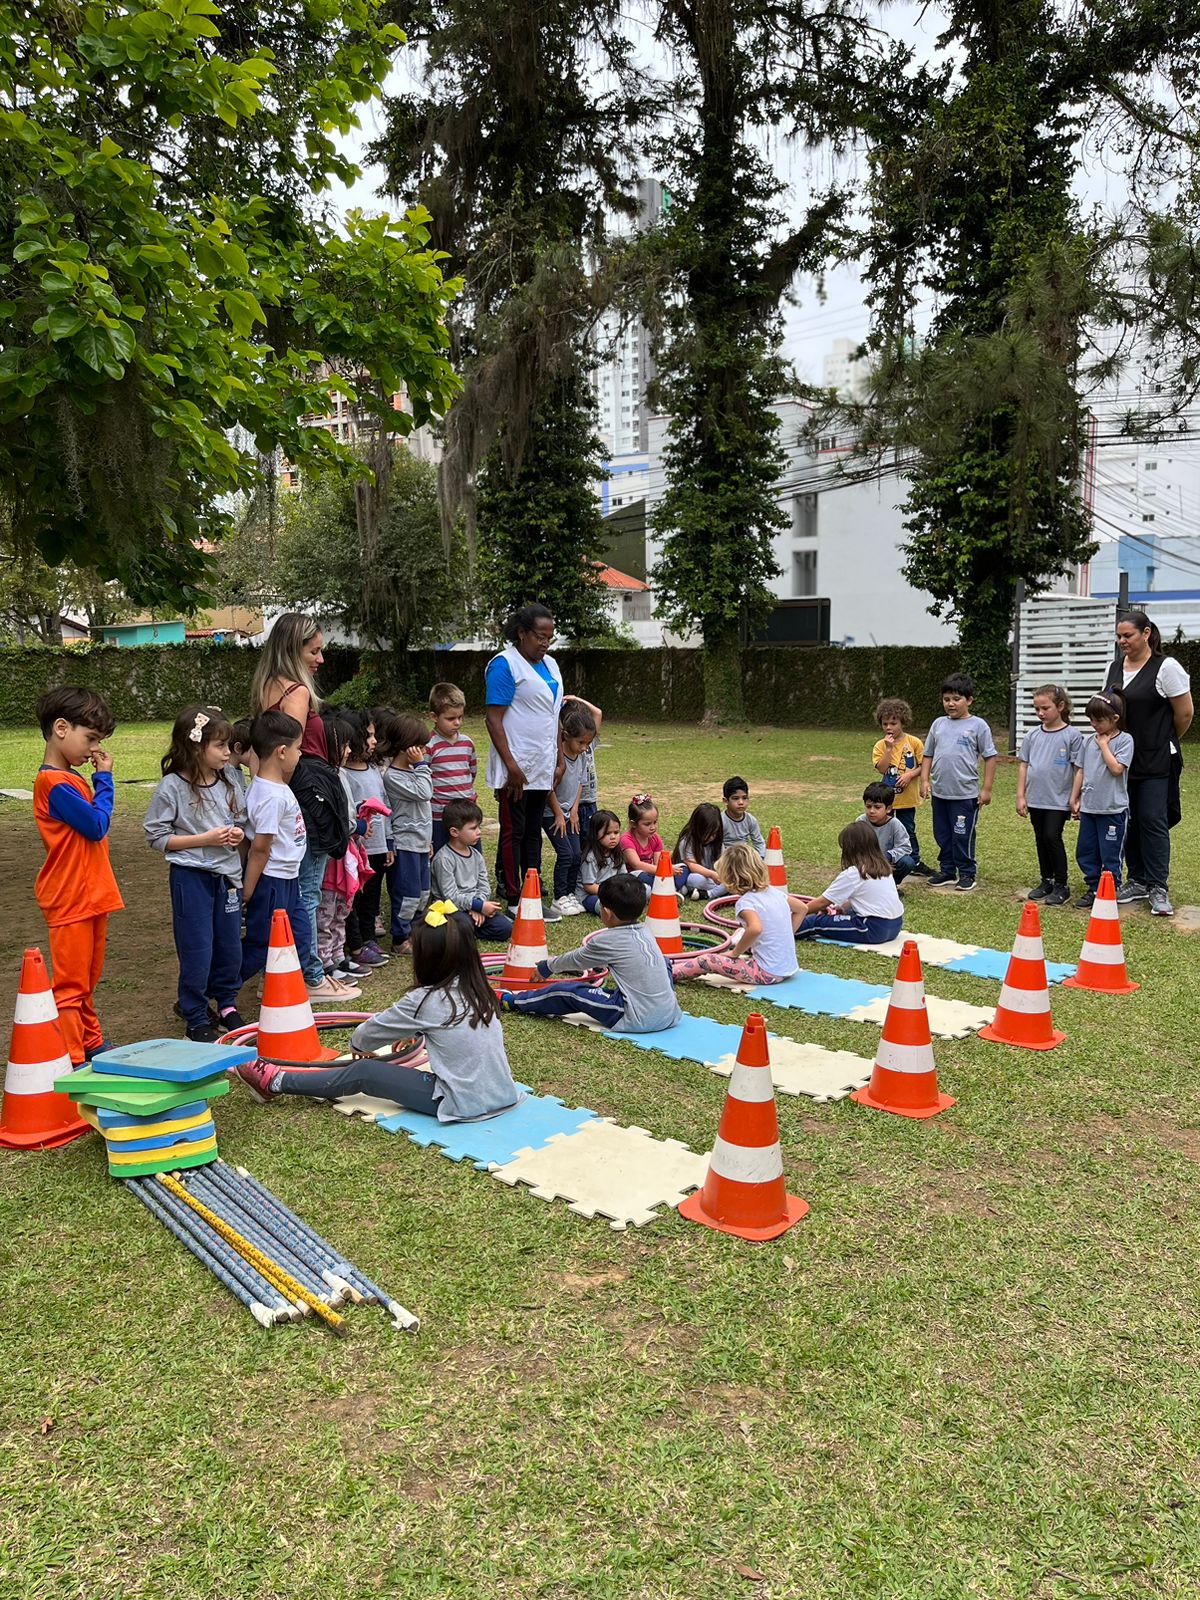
[592,179,663,457]
[822,336,871,401]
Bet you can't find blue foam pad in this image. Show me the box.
[940,951,1076,984]
[100,1119,215,1153]
[747,970,891,1016]
[97,1100,207,1130]
[603,1012,739,1063]
[91,1038,257,1082]
[375,1085,599,1169]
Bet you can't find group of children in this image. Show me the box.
[29,664,1135,1130]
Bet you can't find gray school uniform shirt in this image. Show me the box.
[924,715,998,799]
[383,762,433,852]
[579,848,623,888]
[351,982,520,1123]
[344,764,392,853]
[1018,724,1085,810]
[144,768,248,883]
[545,921,681,1034]
[545,749,586,816]
[1079,731,1134,814]
[431,844,493,911]
[856,812,911,864]
[722,810,766,856]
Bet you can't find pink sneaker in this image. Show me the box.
[236,1058,280,1103]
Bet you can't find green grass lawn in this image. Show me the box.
[2,721,1200,1599]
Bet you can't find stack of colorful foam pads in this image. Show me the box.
[58,1038,248,1177]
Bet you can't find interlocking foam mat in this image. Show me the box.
[696,968,994,1039]
[490,1119,708,1230]
[817,929,1076,985]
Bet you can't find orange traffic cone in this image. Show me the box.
[979,902,1066,1050]
[255,911,338,1064]
[0,948,90,1150]
[499,869,551,989]
[679,1013,807,1239]
[646,851,683,957]
[851,939,954,1118]
[1062,871,1138,995]
[766,827,788,891]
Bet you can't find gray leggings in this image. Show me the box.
[277,1052,440,1116]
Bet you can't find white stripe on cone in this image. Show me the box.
[266,945,301,974]
[1091,898,1119,922]
[726,1065,776,1104]
[709,1134,785,1185]
[994,986,1051,1015]
[886,978,926,1010]
[506,947,546,970]
[258,1002,318,1034]
[519,896,543,921]
[13,990,59,1026]
[1011,934,1047,961]
[1078,941,1124,965]
[3,1055,73,1095]
[875,1038,936,1074]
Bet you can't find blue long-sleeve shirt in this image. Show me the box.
[45,767,114,840]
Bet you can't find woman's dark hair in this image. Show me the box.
[673,802,723,864]
[628,792,658,825]
[1085,689,1126,726]
[411,912,500,1028]
[503,602,555,644]
[839,820,893,880]
[162,704,236,799]
[585,809,623,869]
[376,711,429,760]
[320,710,355,766]
[1122,610,1163,654]
[342,709,373,763]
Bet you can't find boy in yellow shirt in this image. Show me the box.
[872,697,933,875]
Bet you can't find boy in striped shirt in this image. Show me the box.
[428,682,479,851]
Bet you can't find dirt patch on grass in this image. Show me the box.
[1071,1110,1200,1162]
[310,1389,396,1465]
[557,1268,631,1293]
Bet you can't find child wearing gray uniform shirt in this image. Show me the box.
[1070,691,1135,907]
[858,783,918,884]
[721,775,766,856]
[236,907,522,1123]
[431,799,513,941]
[379,711,433,950]
[502,874,682,1033]
[1016,685,1084,906]
[919,675,998,890]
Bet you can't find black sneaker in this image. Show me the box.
[1043,886,1071,907]
[1027,881,1051,901]
[541,901,562,923]
[1073,891,1095,910]
[955,877,977,892]
[186,1022,222,1043]
[910,862,936,878]
[216,1007,247,1031]
[334,960,370,980]
[928,870,956,887]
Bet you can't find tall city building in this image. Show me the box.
[592,179,664,456]
[821,336,870,400]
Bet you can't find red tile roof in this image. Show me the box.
[595,564,650,592]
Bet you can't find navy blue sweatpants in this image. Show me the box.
[241,873,311,984]
[170,864,243,1028]
[931,795,980,879]
[387,849,431,941]
[1076,810,1128,892]
[506,980,627,1027]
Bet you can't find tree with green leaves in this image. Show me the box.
[1,0,461,610]
[274,445,467,656]
[649,0,886,720]
[373,0,646,635]
[858,0,1200,705]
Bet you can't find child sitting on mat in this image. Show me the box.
[236,902,523,1122]
[500,874,682,1033]
[672,844,806,987]
[795,821,904,945]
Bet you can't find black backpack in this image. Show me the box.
[290,757,351,858]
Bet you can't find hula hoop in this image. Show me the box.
[219,1013,431,1072]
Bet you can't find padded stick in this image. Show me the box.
[205,1163,359,1304]
[231,1165,419,1332]
[184,1171,333,1305]
[126,1179,283,1327]
[141,1177,300,1322]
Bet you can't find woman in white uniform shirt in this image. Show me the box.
[484,603,563,915]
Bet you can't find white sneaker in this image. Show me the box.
[550,895,584,917]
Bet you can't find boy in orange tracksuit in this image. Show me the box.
[33,688,124,1063]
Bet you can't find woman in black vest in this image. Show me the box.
[1104,611,1193,916]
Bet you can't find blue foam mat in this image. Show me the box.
[746,969,891,1016]
[97,1100,207,1130]
[375,1084,599,1169]
[818,937,1075,985]
[602,1012,745,1063]
[92,1038,256,1082]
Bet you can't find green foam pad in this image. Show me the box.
[107,1142,219,1180]
[60,1066,230,1115]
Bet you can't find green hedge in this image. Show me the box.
[3,638,1197,736]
